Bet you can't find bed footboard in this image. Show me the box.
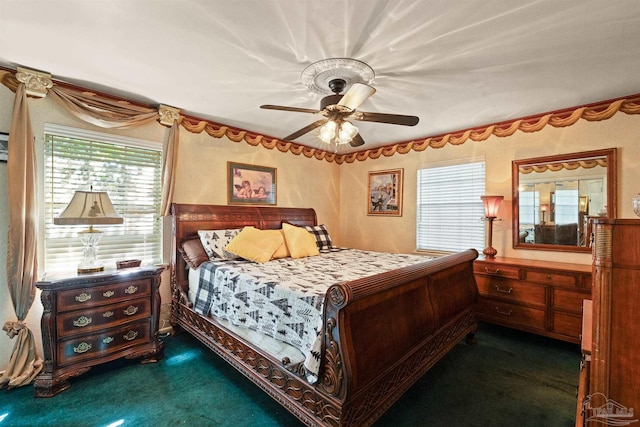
[321,249,479,426]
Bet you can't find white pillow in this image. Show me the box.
[197,229,241,260]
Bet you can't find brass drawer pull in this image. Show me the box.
[75,292,91,303]
[103,311,114,318]
[123,330,139,341]
[103,290,115,298]
[484,268,501,275]
[495,285,513,294]
[495,307,513,316]
[73,342,92,354]
[123,305,139,316]
[73,316,92,328]
[103,337,114,344]
[124,285,138,295]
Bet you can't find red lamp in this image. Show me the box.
[540,204,549,224]
[481,195,504,258]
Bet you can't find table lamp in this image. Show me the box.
[54,189,123,273]
[481,195,504,258]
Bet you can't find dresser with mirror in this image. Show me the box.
[475,148,618,344]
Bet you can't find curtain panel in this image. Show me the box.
[1,83,43,388]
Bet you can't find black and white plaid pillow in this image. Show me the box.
[304,224,333,250]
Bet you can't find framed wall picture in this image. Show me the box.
[228,162,277,205]
[0,132,8,162]
[368,168,403,216]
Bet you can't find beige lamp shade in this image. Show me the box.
[54,191,123,225]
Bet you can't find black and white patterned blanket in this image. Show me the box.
[193,248,434,382]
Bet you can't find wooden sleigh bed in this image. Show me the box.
[170,203,479,427]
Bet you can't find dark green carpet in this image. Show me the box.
[0,323,580,426]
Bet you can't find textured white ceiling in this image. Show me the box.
[1,0,640,153]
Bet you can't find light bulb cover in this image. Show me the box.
[319,120,337,144]
[339,121,359,139]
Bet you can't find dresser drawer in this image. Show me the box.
[57,279,151,312]
[475,276,546,307]
[57,297,151,338]
[552,288,590,313]
[474,263,521,279]
[551,311,582,339]
[57,320,151,366]
[476,298,546,330]
[525,270,577,287]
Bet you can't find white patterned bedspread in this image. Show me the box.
[192,248,434,382]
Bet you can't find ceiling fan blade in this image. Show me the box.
[355,111,419,126]
[261,104,320,114]
[349,133,365,147]
[283,119,327,141]
[337,83,376,110]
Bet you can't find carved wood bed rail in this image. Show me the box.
[170,203,479,426]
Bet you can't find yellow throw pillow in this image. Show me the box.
[225,226,284,263]
[282,223,320,259]
[269,230,290,259]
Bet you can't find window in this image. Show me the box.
[554,186,579,225]
[518,188,540,225]
[417,159,486,253]
[44,124,162,273]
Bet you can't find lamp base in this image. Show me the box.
[77,227,105,274]
[482,247,498,258]
[77,264,105,274]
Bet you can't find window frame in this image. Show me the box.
[43,124,163,274]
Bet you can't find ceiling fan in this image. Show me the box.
[260,78,419,147]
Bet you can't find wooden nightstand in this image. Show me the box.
[34,266,165,397]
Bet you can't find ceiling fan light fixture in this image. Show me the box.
[319,120,359,146]
[338,121,359,143]
[262,58,418,149]
[319,120,337,144]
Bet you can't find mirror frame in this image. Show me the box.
[512,148,617,253]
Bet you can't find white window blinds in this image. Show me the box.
[417,160,486,253]
[44,124,162,273]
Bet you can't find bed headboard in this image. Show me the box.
[170,203,318,292]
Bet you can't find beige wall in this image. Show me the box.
[0,85,340,369]
[1,80,639,371]
[339,113,640,265]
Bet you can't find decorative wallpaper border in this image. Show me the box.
[2,67,639,164]
[175,93,640,164]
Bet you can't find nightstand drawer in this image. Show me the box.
[475,276,546,307]
[525,270,577,287]
[58,320,151,366]
[474,263,521,279]
[58,279,151,312]
[476,298,546,330]
[57,297,151,338]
